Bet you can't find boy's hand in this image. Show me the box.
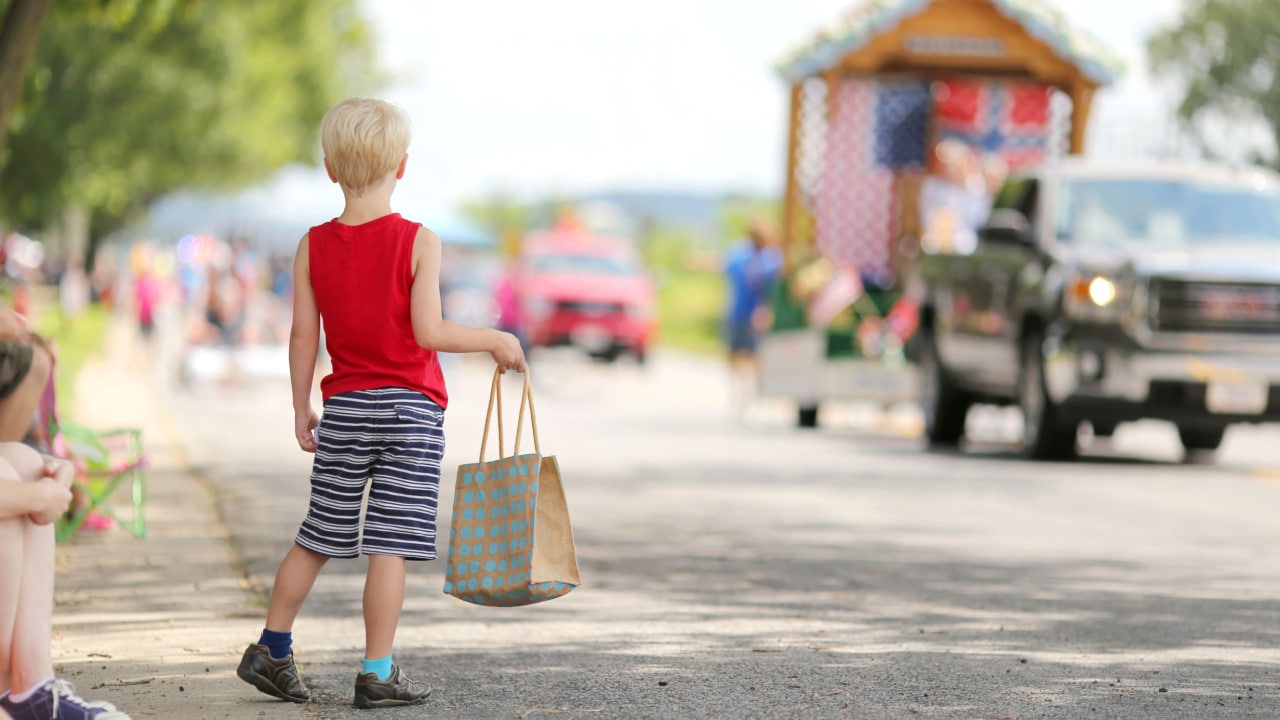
[489,330,527,374]
[295,408,320,453]
[29,478,73,526]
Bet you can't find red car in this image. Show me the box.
[511,227,656,363]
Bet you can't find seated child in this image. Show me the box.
[0,441,132,719]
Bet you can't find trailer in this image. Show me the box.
[761,0,1118,427]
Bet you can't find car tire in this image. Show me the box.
[1178,426,1225,459]
[1019,331,1078,460]
[917,329,969,446]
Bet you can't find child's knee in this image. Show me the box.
[0,456,18,484]
[0,442,43,482]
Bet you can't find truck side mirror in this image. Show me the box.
[982,209,1033,246]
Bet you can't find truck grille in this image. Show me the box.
[1150,279,1280,334]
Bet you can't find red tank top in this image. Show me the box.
[308,213,448,407]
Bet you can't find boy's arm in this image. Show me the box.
[289,234,321,452]
[410,228,526,371]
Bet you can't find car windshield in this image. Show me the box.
[527,253,636,275]
[1055,178,1280,246]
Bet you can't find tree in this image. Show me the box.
[0,0,377,257]
[0,0,187,172]
[1148,0,1280,166]
[0,0,52,161]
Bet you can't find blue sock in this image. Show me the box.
[258,629,293,660]
[362,653,393,682]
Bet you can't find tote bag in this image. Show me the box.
[443,368,581,606]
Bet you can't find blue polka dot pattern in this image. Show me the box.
[444,454,577,607]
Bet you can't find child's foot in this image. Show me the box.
[237,643,311,703]
[0,678,132,719]
[353,664,431,708]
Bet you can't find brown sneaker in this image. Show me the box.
[237,643,311,703]
[353,663,432,709]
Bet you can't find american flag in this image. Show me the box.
[934,78,1052,169]
[816,78,930,274]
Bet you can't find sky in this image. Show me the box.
[254,0,1187,224]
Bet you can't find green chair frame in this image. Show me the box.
[54,426,146,542]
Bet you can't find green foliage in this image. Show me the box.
[0,0,377,235]
[460,195,542,242]
[719,196,780,243]
[657,266,724,356]
[642,225,725,356]
[1148,0,1280,164]
[34,301,109,421]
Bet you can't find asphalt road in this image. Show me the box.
[113,339,1280,719]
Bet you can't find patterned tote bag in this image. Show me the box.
[444,368,581,606]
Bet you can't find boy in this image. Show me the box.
[1,441,133,719]
[237,98,525,709]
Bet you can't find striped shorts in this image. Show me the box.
[296,387,444,561]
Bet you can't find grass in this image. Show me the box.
[656,267,724,356]
[34,302,111,422]
[641,227,728,357]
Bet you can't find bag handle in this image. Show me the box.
[513,369,541,456]
[477,366,541,462]
[478,367,505,462]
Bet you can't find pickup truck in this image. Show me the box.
[915,160,1280,459]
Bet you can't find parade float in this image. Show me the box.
[762,0,1120,427]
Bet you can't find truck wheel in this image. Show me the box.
[797,405,819,429]
[1019,332,1078,460]
[1178,426,1225,458]
[918,330,968,446]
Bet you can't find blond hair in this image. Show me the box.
[320,98,411,197]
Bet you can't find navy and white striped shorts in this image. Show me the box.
[296,387,444,561]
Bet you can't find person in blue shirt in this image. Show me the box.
[723,219,782,411]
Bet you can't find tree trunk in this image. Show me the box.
[0,0,53,164]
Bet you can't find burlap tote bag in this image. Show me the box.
[444,368,581,606]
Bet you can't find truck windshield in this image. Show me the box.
[1056,178,1280,246]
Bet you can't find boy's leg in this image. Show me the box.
[238,543,324,704]
[359,391,442,664]
[349,390,438,707]
[264,544,329,633]
[362,555,406,660]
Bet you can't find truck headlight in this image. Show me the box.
[1065,273,1128,319]
[1087,277,1117,307]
